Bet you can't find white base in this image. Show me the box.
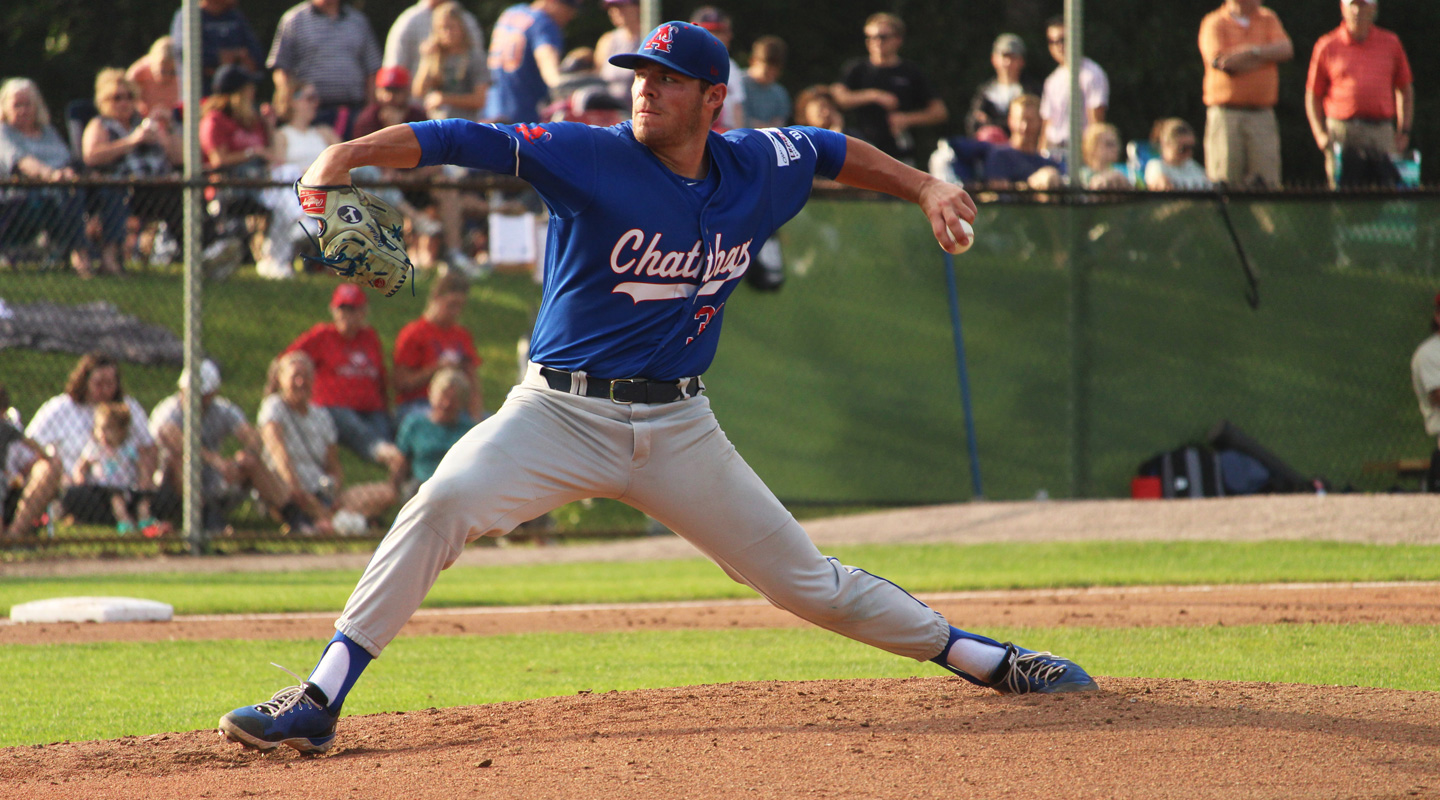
[10,596,174,624]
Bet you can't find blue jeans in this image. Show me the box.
[324,407,395,463]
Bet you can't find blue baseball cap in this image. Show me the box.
[608,21,730,85]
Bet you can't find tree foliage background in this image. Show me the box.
[3,0,1434,185]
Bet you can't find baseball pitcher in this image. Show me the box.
[221,20,1094,755]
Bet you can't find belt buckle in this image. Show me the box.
[609,378,637,404]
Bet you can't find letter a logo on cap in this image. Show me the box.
[645,24,675,53]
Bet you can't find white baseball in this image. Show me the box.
[952,218,974,254]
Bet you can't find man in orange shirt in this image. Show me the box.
[1305,0,1414,187]
[1198,0,1292,187]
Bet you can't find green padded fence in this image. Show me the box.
[712,193,1440,502]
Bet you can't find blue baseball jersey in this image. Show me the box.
[410,119,847,379]
[482,4,565,123]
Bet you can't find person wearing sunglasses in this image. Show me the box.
[81,68,182,275]
[1038,15,1109,169]
[1144,118,1212,190]
[831,12,947,166]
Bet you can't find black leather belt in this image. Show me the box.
[540,367,703,404]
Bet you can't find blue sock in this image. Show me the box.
[306,631,373,714]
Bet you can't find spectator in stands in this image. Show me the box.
[260,351,398,536]
[1305,0,1413,189]
[199,64,273,173]
[284,284,407,485]
[0,385,61,541]
[70,402,170,537]
[0,78,93,277]
[546,49,611,112]
[384,0,489,115]
[412,1,490,121]
[256,81,337,279]
[793,85,849,134]
[936,95,1063,190]
[268,0,383,136]
[351,65,429,138]
[198,64,273,270]
[967,34,1040,138]
[482,0,579,123]
[350,66,477,275]
[82,68,182,276]
[550,86,627,126]
[1145,118,1212,190]
[396,367,474,491]
[742,36,790,129]
[594,0,641,105]
[393,270,483,422]
[1039,16,1109,167]
[27,352,172,528]
[170,0,267,98]
[831,12,947,165]
[688,7,747,132]
[1411,294,1440,492]
[150,359,298,532]
[127,36,181,119]
[1199,0,1292,188]
[1080,122,1132,190]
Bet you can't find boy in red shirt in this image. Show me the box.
[284,284,406,484]
[392,271,484,422]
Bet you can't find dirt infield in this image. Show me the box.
[4,496,1440,798]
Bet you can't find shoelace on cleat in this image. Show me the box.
[1001,651,1069,694]
[251,663,324,717]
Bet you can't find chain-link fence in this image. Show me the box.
[715,188,1440,503]
[3,177,1438,556]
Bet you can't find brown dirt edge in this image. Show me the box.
[3,676,1438,800]
[4,582,1440,645]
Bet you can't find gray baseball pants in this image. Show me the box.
[335,363,953,663]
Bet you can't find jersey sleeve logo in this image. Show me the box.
[516,123,552,143]
[759,129,802,167]
[643,24,675,53]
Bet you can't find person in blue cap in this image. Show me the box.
[219,20,1095,756]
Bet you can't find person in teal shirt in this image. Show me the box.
[395,367,475,485]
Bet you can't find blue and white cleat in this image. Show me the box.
[986,644,1099,694]
[219,668,338,754]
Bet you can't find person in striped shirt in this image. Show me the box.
[267,0,383,137]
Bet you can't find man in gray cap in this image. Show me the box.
[150,360,295,532]
[967,33,1041,137]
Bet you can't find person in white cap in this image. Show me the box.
[149,360,296,532]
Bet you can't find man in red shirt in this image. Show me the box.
[392,270,484,422]
[1305,0,1413,187]
[284,284,406,484]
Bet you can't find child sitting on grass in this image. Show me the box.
[70,402,170,537]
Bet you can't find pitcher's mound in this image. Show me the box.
[4,676,1437,800]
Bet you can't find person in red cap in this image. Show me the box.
[282,284,407,486]
[350,65,429,139]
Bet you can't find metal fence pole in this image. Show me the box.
[181,0,206,555]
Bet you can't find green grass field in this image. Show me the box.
[6,624,1437,748]
[3,539,1439,746]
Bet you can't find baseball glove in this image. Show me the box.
[295,182,413,297]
